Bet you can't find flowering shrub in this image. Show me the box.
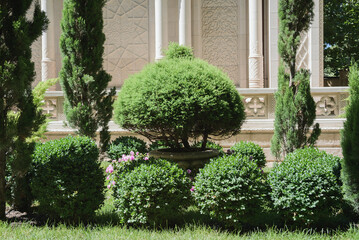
[107,136,147,160]
[193,154,269,229]
[228,141,266,168]
[31,136,105,221]
[107,153,191,226]
[268,148,342,226]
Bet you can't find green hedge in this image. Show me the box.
[31,136,105,221]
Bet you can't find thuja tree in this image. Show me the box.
[60,0,116,152]
[341,62,359,214]
[0,1,48,218]
[271,0,321,159]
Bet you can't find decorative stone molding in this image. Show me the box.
[44,87,349,121]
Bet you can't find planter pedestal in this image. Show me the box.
[149,148,219,170]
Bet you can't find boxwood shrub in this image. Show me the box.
[111,158,191,226]
[113,43,245,150]
[267,148,342,226]
[193,155,269,229]
[107,136,147,160]
[31,136,105,221]
[229,141,266,168]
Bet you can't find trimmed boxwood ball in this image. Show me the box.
[112,159,191,226]
[193,155,269,229]
[107,136,147,160]
[113,43,245,150]
[31,136,105,221]
[267,148,342,226]
[229,141,266,168]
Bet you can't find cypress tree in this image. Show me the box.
[341,62,359,214]
[60,0,116,152]
[0,0,48,218]
[271,0,321,159]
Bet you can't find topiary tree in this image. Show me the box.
[0,0,48,219]
[341,62,359,215]
[271,0,321,159]
[60,0,116,152]
[114,43,245,150]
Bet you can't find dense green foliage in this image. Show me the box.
[193,155,269,229]
[325,0,359,76]
[31,136,105,221]
[111,159,191,226]
[341,63,359,215]
[268,148,343,226]
[107,136,147,160]
[164,42,194,60]
[229,141,266,168]
[114,44,245,150]
[60,0,116,152]
[271,0,320,159]
[5,79,57,210]
[0,0,48,219]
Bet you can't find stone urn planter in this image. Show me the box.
[149,148,219,170]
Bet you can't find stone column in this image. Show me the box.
[41,0,56,84]
[248,0,264,88]
[309,0,323,87]
[268,0,279,88]
[155,0,168,60]
[178,0,191,46]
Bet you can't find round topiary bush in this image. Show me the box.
[267,148,342,226]
[107,136,147,160]
[111,158,191,226]
[31,136,105,221]
[229,141,266,168]
[113,43,245,150]
[193,155,269,229]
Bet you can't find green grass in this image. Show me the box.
[0,222,359,240]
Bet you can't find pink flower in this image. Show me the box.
[107,184,111,189]
[106,164,114,174]
[112,181,116,186]
[190,186,195,192]
[130,151,135,156]
[144,157,149,161]
[130,156,135,161]
[136,152,139,156]
[106,176,110,180]
[187,169,191,174]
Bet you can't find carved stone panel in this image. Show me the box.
[42,99,57,120]
[315,95,338,117]
[202,0,240,86]
[243,96,267,118]
[104,0,149,88]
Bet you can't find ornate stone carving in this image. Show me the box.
[244,96,266,118]
[296,32,309,70]
[316,96,337,117]
[104,0,149,88]
[202,0,240,86]
[42,99,57,119]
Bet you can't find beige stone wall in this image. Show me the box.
[103,0,150,88]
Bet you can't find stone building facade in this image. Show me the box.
[33,0,347,162]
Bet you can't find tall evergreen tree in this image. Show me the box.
[271,0,321,159]
[341,62,359,214]
[60,0,116,152]
[0,0,48,219]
